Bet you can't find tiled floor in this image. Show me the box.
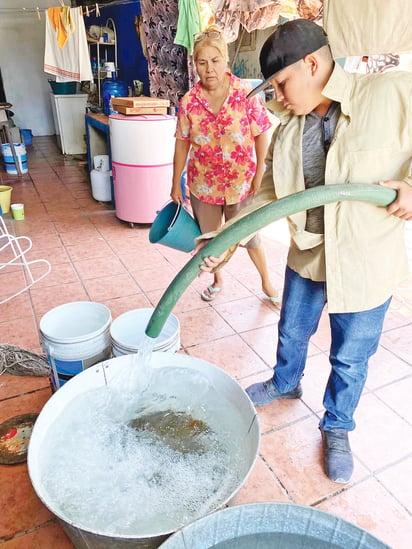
[0,136,411,548]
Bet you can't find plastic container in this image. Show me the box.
[149,201,201,253]
[93,154,110,171]
[39,301,112,391]
[110,114,175,224]
[48,80,78,94]
[20,129,33,146]
[0,185,12,213]
[102,78,127,115]
[159,502,389,549]
[28,353,259,548]
[90,169,111,202]
[1,143,28,175]
[110,308,180,356]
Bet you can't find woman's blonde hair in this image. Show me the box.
[193,24,228,63]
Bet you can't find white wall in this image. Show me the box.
[0,1,57,136]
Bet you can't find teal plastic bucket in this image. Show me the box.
[159,502,389,548]
[149,202,201,253]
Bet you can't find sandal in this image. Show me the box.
[263,291,282,304]
[201,285,222,302]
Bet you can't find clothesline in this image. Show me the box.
[0,0,139,18]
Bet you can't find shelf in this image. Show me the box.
[88,18,118,107]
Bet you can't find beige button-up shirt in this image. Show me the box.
[201,63,412,313]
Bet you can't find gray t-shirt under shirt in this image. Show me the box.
[302,101,341,233]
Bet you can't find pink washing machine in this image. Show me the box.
[110,114,176,225]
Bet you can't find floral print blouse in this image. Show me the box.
[175,74,272,205]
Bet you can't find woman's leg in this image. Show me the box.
[190,194,224,300]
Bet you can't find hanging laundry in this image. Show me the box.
[323,0,412,57]
[47,7,69,48]
[174,0,202,55]
[44,7,93,83]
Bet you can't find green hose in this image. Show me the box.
[145,183,397,339]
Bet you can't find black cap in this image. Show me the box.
[248,19,329,98]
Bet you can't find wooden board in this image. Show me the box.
[113,105,169,115]
[111,96,170,108]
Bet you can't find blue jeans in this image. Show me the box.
[272,266,391,431]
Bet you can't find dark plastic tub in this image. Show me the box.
[48,80,77,94]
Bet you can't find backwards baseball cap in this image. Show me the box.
[248,19,329,98]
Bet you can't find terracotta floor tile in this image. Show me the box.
[179,308,235,347]
[29,262,79,289]
[130,263,179,292]
[316,477,412,549]
[2,521,73,548]
[250,393,315,435]
[259,417,369,506]
[300,353,332,414]
[0,464,53,540]
[65,238,113,262]
[0,387,51,423]
[101,294,153,320]
[73,255,127,280]
[234,456,290,505]
[376,456,412,513]
[214,295,279,333]
[30,282,90,320]
[187,334,269,380]
[379,323,412,364]
[82,273,141,302]
[375,375,412,424]
[145,285,210,314]
[352,393,412,470]
[0,374,50,401]
[0,292,33,323]
[1,316,41,351]
[366,345,412,390]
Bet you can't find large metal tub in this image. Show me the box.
[28,353,259,548]
[159,502,390,549]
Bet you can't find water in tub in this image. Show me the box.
[40,336,247,536]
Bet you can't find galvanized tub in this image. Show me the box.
[28,353,259,548]
[159,502,390,549]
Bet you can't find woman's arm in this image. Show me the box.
[171,139,190,203]
[250,130,270,196]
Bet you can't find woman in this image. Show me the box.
[171,25,280,302]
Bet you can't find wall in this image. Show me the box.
[85,1,149,96]
[0,0,58,136]
[0,0,149,138]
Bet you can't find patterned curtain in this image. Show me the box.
[140,0,191,108]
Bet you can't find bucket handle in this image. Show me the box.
[167,201,196,233]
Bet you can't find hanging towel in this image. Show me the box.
[174,0,202,55]
[44,7,93,83]
[47,7,68,48]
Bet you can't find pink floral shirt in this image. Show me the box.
[175,74,272,205]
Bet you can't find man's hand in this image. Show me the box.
[379,180,412,220]
[192,240,227,274]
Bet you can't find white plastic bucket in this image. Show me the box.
[110,308,180,356]
[28,353,260,548]
[90,169,111,202]
[39,301,112,391]
[93,154,110,171]
[1,143,28,175]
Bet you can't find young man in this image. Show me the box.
[200,19,412,483]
